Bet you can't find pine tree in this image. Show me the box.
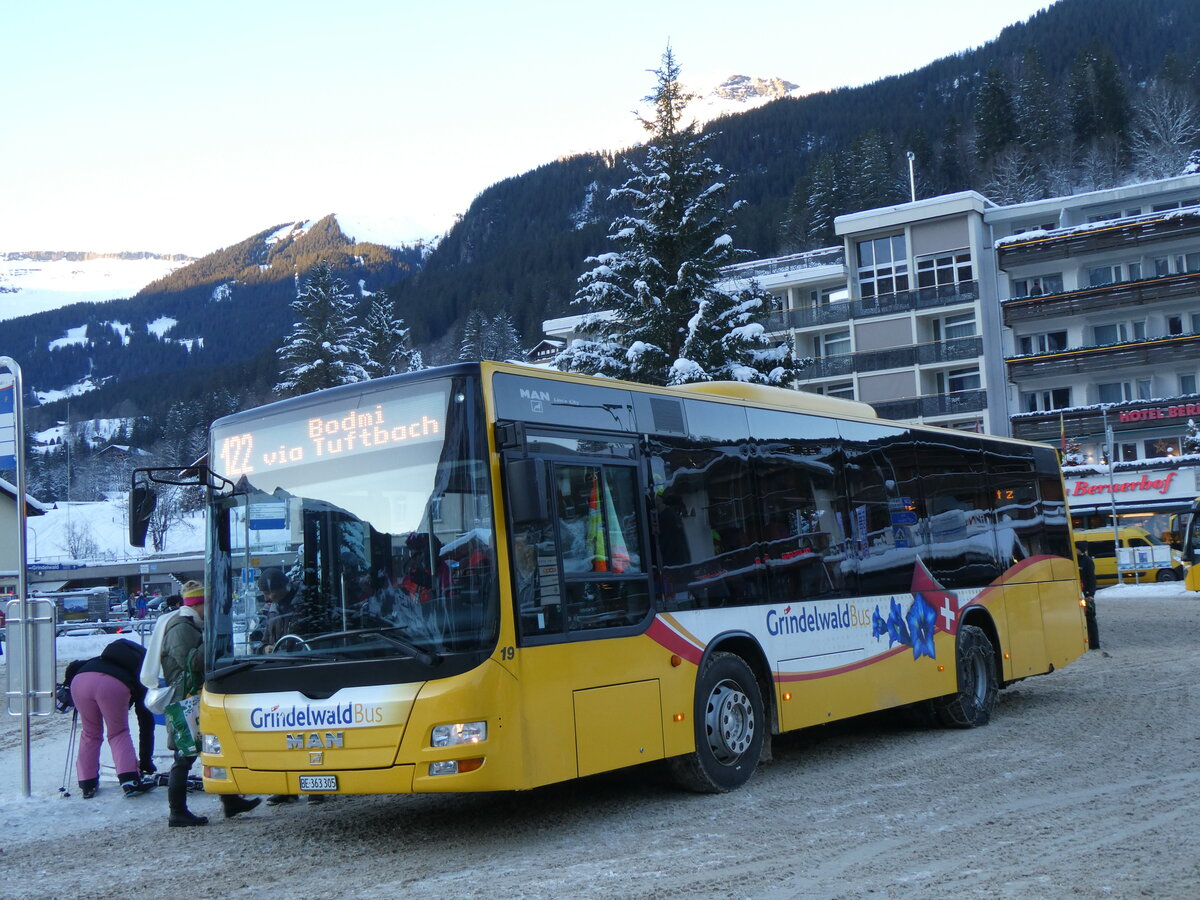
[362,295,420,378]
[556,46,800,387]
[458,310,488,361]
[460,310,525,362]
[274,261,369,398]
[1062,436,1086,467]
[974,69,1019,163]
[1014,50,1056,155]
[1069,45,1131,146]
[488,311,525,361]
[1183,419,1200,456]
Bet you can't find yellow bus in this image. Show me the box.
[132,361,1086,795]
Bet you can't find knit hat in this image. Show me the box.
[181,581,206,606]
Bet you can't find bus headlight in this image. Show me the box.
[202,733,222,754]
[432,721,487,747]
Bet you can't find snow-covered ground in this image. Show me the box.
[1,582,1198,899]
[0,253,193,321]
[24,497,202,566]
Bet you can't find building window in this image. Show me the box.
[1098,380,1152,403]
[1145,438,1177,459]
[915,251,972,289]
[1187,252,1200,273]
[808,286,849,307]
[1193,313,1200,333]
[1154,257,1171,276]
[1093,321,1146,344]
[1169,316,1184,336]
[934,313,977,341]
[814,330,851,357]
[856,234,908,299]
[1011,273,1063,298]
[1181,373,1198,395]
[1087,263,1140,287]
[1022,388,1072,412]
[1117,443,1138,462]
[1011,222,1056,235]
[1098,382,1129,403]
[1017,331,1068,355]
[820,382,855,399]
[938,368,981,394]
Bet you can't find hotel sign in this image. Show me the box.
[1066,467,1197,506]
[1118,403,1200,423]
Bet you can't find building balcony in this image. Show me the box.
[763,281,978,333]
[1002,270,1200,324]
[996,207,1200,266]
[805,336,984,379]
[871,389,987,420]
[1006,332,1200,380]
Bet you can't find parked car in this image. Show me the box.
[1075,526,1184,584]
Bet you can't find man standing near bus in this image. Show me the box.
[1076,542,1100,650]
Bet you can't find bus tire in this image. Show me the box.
[667,651,764,793]
[932,625,997,729]
[1156,568,1176,583]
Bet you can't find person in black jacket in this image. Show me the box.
[1076,541,1100,650]
[70,638,158,799]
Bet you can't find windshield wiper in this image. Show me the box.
[306,627,442,666]
[208,658,285,681]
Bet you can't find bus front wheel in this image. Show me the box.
[931,625,997,728]
[668,651,764,793]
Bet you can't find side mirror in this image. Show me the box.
[506,458,549,526]
[129,483,156,548]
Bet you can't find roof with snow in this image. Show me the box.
[0,476,48,515]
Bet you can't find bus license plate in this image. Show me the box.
[299,775,337,792]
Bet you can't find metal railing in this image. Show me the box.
[805,336,984,379]
[871,389,987,420]
[764,281,978,332]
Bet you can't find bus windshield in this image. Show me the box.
[205,373,497,671]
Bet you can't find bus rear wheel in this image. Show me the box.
[667,651,764,793]
[931,625,997,728]
[1156,568,1177,583]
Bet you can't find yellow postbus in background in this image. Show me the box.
[132,361,1086,795]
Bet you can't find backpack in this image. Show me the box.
[54,659,86,713]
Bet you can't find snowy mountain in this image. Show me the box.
[0,214,427,419]
[0,252,195,322]
[694,74,802,120]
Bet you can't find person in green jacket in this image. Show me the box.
[161,581,261,827]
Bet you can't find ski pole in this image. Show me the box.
[59,708,79,798]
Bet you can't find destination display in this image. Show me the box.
[213,387,448,481]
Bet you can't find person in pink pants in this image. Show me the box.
[70,639,157,799]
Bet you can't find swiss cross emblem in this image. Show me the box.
[911,558,960,636]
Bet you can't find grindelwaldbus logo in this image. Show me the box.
[249,701,383,730]
[766,603,856,635]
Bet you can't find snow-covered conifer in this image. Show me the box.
[362,296,421,378]
[556,46,800,387]
[1062,436,1086,467]
[459,310,525,362]
[459,310,488,361]
[1183,419,1200,456]
[274,261,369,397]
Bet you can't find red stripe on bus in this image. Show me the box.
[647,617,704,664]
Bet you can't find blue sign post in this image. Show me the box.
[0,378,15,470]
[1,356,52,799]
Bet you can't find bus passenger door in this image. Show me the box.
[502,447,660,786]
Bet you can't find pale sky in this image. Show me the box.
[2,0,1055,256]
